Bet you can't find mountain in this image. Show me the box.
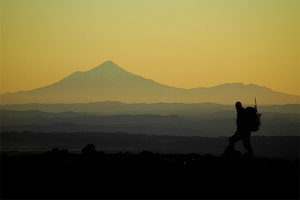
[1,61,299,105]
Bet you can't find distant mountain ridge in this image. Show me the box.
[1,61,298,105]
[1,109,299,137]
[1,102,299,114]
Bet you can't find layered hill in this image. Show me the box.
[1,61,298,104]
[1,108,299,137]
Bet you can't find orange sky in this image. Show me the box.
[1,0,299,96]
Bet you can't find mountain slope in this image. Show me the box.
[1,61,299,104]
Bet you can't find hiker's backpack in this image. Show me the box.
[244,107,261,132]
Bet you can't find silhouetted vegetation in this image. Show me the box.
[1,145,299,199]
[2,132,299,160]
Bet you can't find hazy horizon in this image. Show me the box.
[1,1,299,96]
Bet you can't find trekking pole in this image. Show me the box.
[255,97,262,134]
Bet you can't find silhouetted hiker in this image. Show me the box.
[226,101,254,157]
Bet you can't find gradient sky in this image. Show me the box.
[1,0,299,96]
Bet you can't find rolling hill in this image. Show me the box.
[1,108,299,137]
[1,61,299,104]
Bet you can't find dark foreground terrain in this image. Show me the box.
[1,145,299,199]
[2,132,299,160]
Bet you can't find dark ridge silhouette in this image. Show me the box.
[1,145,299,199]
[1,103,298,139]
[2,102,299,114]
[2,121,298,137]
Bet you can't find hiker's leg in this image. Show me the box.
[242,132,253,156]
[229,131,242,150]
